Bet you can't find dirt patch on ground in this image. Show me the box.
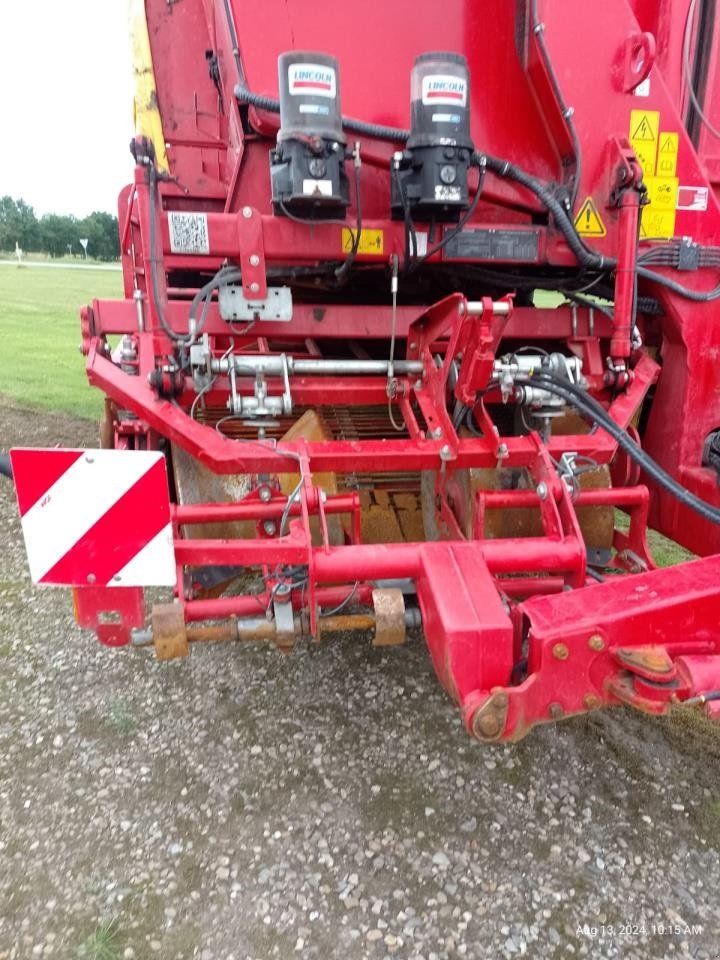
[1,395,719,960]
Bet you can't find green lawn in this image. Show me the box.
[0,263,122,419]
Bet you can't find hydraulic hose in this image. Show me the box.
[477,153,609,270]
[524,372,720,526]
[636,266,720,302]
[234,85,720,301]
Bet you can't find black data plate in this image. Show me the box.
[442,228,541,262]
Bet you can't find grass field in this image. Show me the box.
[0,262,122,419]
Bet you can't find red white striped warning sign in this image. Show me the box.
[10,448,175,587]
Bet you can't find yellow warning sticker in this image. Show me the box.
[342,228,383,255]
[629,109,660,176]
[640,209,676,239]
[641,175,678,238]
[574,197,607,237]
[645,176,678,210]
[657,131,679,177]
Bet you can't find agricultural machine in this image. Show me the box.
[10,0,720,741]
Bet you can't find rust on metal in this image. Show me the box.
[588,634,605,651]
[318,613,376,635]
[614,645,676,677]
[372,588,406,646]
[552,642,569,660]
[152,602,188,660]
[470,691,509,742]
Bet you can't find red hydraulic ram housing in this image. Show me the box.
[11,0,720,740]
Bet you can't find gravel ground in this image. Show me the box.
[1,395,719,960]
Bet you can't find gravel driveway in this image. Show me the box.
[1,396,719,960]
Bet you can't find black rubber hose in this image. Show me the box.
[409,166,487,272]
[637,266,720,302]
[148,167,190,344]
[237,85,720,302]
[530,0,582,209]
[478,153,610,270]
[234,84,410,142]
[0,454,12,481]
[525,372,720,525]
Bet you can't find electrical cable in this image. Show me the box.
[392,164,417,273]
[683,0,720,140]
[477,153,608,269]
[222,0,246,85]
[409,165,487,272]
[636,266,720,302]
[234,84,410,142]
[387,254,406,433]
[190,376,217,420]
[530,0,583,208]
[321,582,359,616]
[148,166,190,344]
[522,372,720,525]
[279,479,303,537]
[335,151,363,284]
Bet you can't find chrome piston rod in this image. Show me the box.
[210,355,425,376]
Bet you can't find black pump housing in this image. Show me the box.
[391,52,474,222]
[270,51,349,219]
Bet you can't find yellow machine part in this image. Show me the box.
[129,0,169,172]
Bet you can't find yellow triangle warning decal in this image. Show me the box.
[574,197,607,237]
[631,114,657,141]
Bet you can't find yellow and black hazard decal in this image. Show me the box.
[629,109,660,177]
[574,197,607,237]
[342,228,384,255]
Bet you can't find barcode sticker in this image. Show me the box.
[168,212,210,255]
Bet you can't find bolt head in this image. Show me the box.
[475,711,502,739]
[588,634,605,651]
[536,482,548,500]
[249,282,260,294]
[249,254,260,267]
[242,206,253,218]
[497,443,508,457]
[552,642,569,661]
[258,486,272,502]
[263,520,277,536]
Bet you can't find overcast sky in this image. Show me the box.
[0,1,135,217]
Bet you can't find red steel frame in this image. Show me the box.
[59,0,720,739]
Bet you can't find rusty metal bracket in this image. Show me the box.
[152,602,189,660]
[372,588,406,646]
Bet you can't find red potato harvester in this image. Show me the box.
[9,0,720,741]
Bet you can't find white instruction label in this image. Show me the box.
[422,74,467,107]
[676,186,709,211]
[288,63,336,98]
[168,212,210,255]
[302,179,333,197]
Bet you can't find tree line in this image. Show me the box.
[0,196,120,261]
